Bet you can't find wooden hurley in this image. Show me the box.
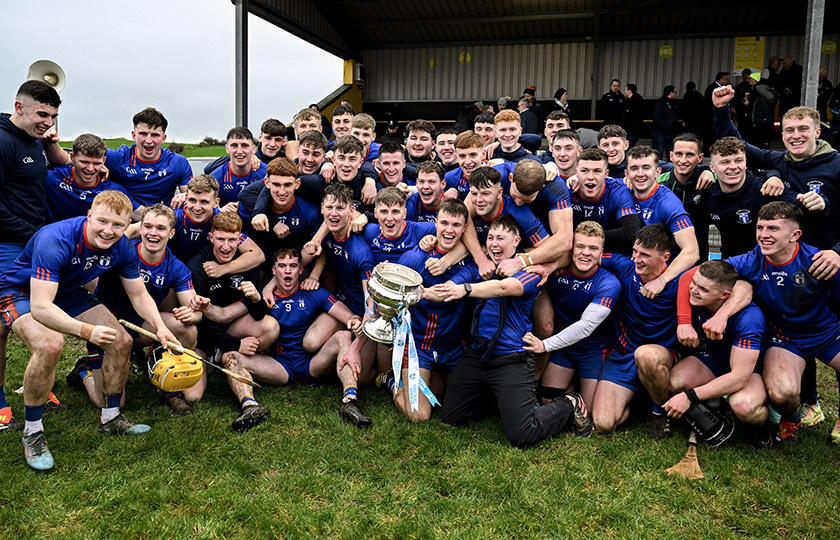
[665,431,704,480]
[118,319,260,388]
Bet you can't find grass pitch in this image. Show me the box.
[2,334,840,539]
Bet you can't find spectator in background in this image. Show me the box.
[518,97,540,134]
[497,97,509,111]
[454,101,485,133]
[600,79,625,126]
[681,81,706,138]
[778,56,803,116]
[749,73,778,150]
[552,88,570,119]
[762,56,781,91]
[652,85,680,160]
[734,69,757,141]
[376,119,403,145]
[523,86,542,129]
[623,84,644,148]
[818,67,833,122]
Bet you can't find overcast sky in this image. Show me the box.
[0,0,344,142]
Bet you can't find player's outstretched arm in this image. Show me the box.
[434,276,525,301]
[122,276,181,348]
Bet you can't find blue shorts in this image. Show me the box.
[768,330,840,365]
[549,347,608,380]
[273,352,313,382]
[600,351,640,392]
[402,345,464,375]
[0,287,100,328]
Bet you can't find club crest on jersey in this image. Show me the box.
[298,298,306,309]
[291,217,300,227]
[736,209,751,224]
[792,271,807,287]
[230,275,243,288]
[808,181,822,194]
[641,208,653,222]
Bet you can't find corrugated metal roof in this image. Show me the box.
[250,0,837,57]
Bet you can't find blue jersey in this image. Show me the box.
[474,195,548,247]
[498,170,572,231]
[633,183,693,233]
[255,195,322,252]
[727,243,840,344]
[209,162,267,207]
[443,167,471,200]
[170,208,220,262]
[405,193,439,223]
[322,231,376,316]
[268,287,337,359]
[96,240,193,319]
[364,221,437,264]
[546,265,622,353]
[105,145,192,206]
[693,302,764,370]
[364,142,381,163]
[600,253,679,352]
[399,246,477,351]
[0,216,140,294]
[44,165,139,223]
[569,178,636,227]
[468,269,542,357]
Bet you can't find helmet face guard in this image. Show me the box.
[148,346,203,392]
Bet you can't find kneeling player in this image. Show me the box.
[523,221,621,411]
[0,191,180,470]
[395,199,474,422]
[221,248,362,414]
[71,204,203,415]
[666,261,771,447]
[432,216,593,447]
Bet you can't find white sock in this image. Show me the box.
[24,419,43,436]
[100,406,120,423]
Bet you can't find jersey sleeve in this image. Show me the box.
[513,270,542,294]
[449,261,480,284]
[29,235,71,283]
[252,185,272,217]
[610,183,638,221]
[115,240,142,279]
[353,238,376,280]
[660,190,694,233]
[730,305,765,350]
[511,204,549,246]
[543,179,571,211]
[173,154,193,188]
[317,288,338,312]
[591,271,621,310]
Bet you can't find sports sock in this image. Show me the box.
[24,403,45,436]
[101,392,122,423]
[0,384,7,408]
[343,386,358,403]
[240,397,258,409]
[651,402,666,416]
[780,411,801,425]
[79,369,91,384]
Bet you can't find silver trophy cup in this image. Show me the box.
[363,262,424,344]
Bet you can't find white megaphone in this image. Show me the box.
[27,60,66,93]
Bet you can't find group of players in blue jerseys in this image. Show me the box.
[3,78,840,471]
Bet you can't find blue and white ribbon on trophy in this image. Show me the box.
[391,307,439,411]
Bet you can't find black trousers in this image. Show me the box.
[441,348,573,447]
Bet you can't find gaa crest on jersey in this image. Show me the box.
[736,209,751,224]
[808,181,822,194]
[792,271,807,287]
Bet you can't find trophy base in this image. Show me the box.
[363,318,394,344]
